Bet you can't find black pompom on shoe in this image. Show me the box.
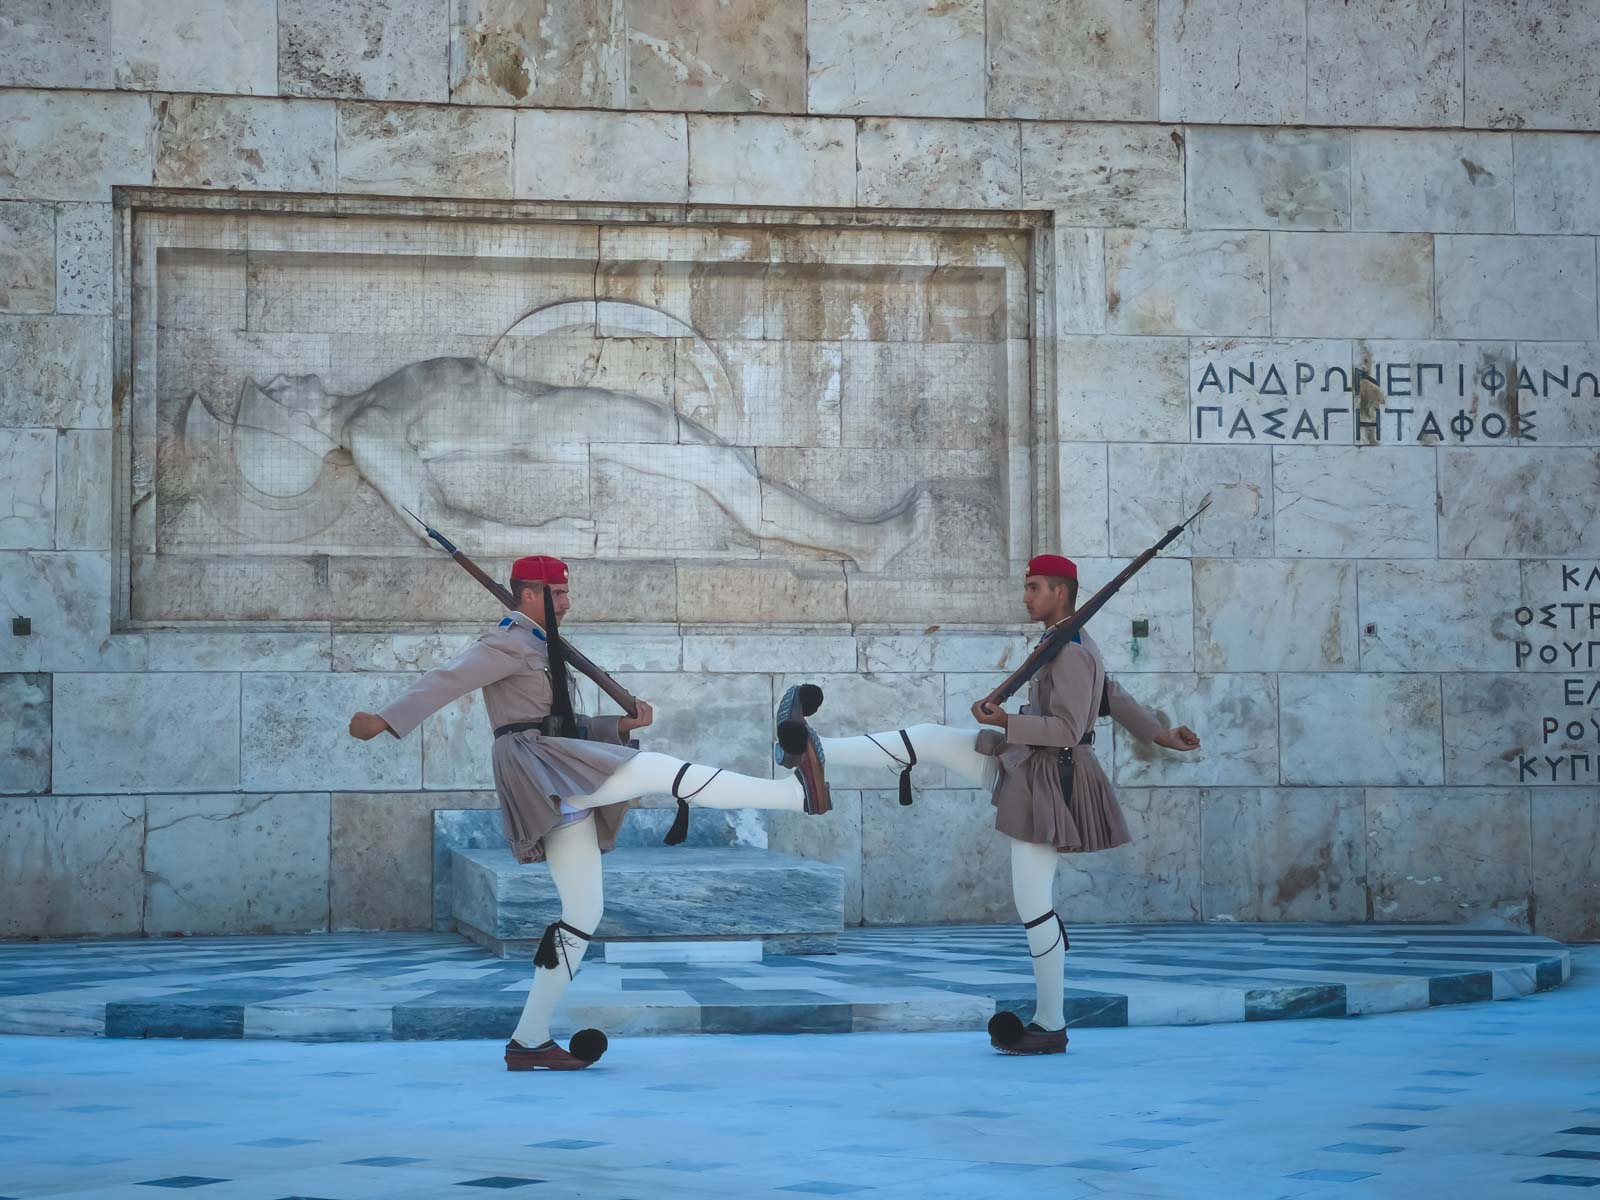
[796,683,824,716]
[777,719,809,759]
[988,1010,1026,1048]
[569,1028,609,1064]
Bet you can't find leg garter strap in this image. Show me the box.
[535,919,594,979]
[663,762,724,846]
[865,730,919,806]
[1023,909,1069,957]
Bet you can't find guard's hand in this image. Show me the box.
[349,712,391,741]
[970,699,1009,729]
[1154,725,1200,752]
[619,699,654,735]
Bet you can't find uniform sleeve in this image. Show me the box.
[377,639,520,739]
[1105,676,1165,743]
[1004,643,1097,749]
[584,714,630,745]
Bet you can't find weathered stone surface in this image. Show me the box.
[1436,235,1598,340]
[1112,674,1278,787]
[627,0,805,113]
[54,671,239,794]
[677,561,847,624]
[1352,131,1512,233]
[144,793,330,935]
[0,552,145,673]
[1158,0,1306,124]
[1022,123,1184,227]
[451,0,625,107]
[1054,226,1105,335]
[0,795,143,935]
[336,103,514,198]
[687,116,854,207]
[241,672,421,792]
[54,202,111,315]
[1107,443,1274,558]
[331,632,478,673]
[1367,788,1533,927]
[705,340,842,446]
[55,430,109,549]
[0,0,113,89]
[0,90,152,202]
[1514,134,1600,234]
[857,633,1027,676]
[1059,336,1187,442]
[1281,674,1444,786]
[1438,448,1600,558]
[1186,128,1350,231]
[1193,559,1359,673]
[1273,446,1439,558]
[110,0,277,94]
[1358,560,1523,672]
[1350,338,1517,446]
[515,110,686,203]
[839,341,1000,447]
[0,315,110,428]
[1532,788,1600,942]
[1200,788,1366,922]
[146,632,333,673]
[987,0,1156,120]
[845,574,1018,625]
[420,690,493,791]
[1187,336,1352,444]
[279,0,448,101]
[768,788,862,925]
[1270,234,1434,338]
[857,119,1021,210]
[1442,672,1594,787]
[0,674,50,794]
[554,628,683,674]
[1072,556,1193,673]
[1308,0,1464,126]
[1467,1,1600,130]
[1058,441,1109,556]
[862,787,1014,923]
[807,0,984,118]
[1056,788,1201,921]
[1105,230,1268,337]
[154,96,337,191]
[0,201,54,313]
[683,633,855,675]
[332,790,496,931]
[1519,560,1600,674]
[0,428,55,550]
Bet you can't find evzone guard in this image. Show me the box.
[803,543,1202,1056]
[348,551,830,1071]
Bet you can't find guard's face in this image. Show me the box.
[548,584,571,620]
[1022,576,1063,622]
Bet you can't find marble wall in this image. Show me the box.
[2,0,1597,944]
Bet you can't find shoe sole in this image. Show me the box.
[504,1058,590,1071]
[774,685,807,768]
[990,1040,1068,1056]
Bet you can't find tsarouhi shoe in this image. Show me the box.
[773,683,824,768]
[504,1029,608,1071]
[987,1012,1068,1056]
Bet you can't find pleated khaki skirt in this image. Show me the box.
[980,731,1132,853]
[491,730,640,864]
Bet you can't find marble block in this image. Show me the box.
[336,103,514,198]
[0,200,54,313]
[154,96,336,192]
[54,203,111,316]
[1107,443,1274,558]
[626,0,805,113]
[857,118,1021,210]
[861,787,1015,923]
[1441,673,1598,787]
[1435,235,1598,340]
[279,0,448,101]
[1112,674,1278,788]
[1270,234,1434,338]
[1531,788,1600,942]
[1366,788,1533,928]
[1438,448,1600,558]
[0,552,145,674]
[1280,674,1444,786]
[0,428,54,549]
[1193,559,1359,673]
[450,0,626,108]
[431,806,507,931]
[0,795,143,936]
[331,790,495,932]
[1272,446,1439,558]
[1059,336,1188,443]
[687,116,854,208]
[677,561,847,624]
[1514,134,1600,234]
[1071,555,1193,673]
[613,671,773,779]
[1352,131,1513,233]
[0,673,49,794]
[145,632,332,673]
[0,315,110,428]
[767,788,863,926]
[452,846,843,956]
[109,0,276,94]
[1200,788,1366,922]
[857,633,1028,676]
[1467,0,1600,130]
[421,690,494,791]
[1186,128,1350,231]
[1308,0,1464,127]
[1059,442,1110,556]
[54,671,238,794]
[0,90,152,202]
[1054,227,1106,335]
[1348,338,1516,447]
[1022,123,1184,227]
[144,793,331,935]
[807,0,984,118]
[1055,788,1201,921]
[1358,560,1522,672]
[1158,0,1305,124]
[682,633,855,675]
[987,0,1157,121]
[0,0,113,89]
[241,672,421,792]
[1105,230,1268,337]
[515,110,686,204]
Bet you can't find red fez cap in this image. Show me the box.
[1026,554,1077,582]
[510,555,569,585]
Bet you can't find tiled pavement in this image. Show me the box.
[0,945,1595,1199]
[0,923,1571,1041]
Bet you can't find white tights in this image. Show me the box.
[816,723,999,791]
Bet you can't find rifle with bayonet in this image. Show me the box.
[400,505,642,720]
[982,496,1212,709]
